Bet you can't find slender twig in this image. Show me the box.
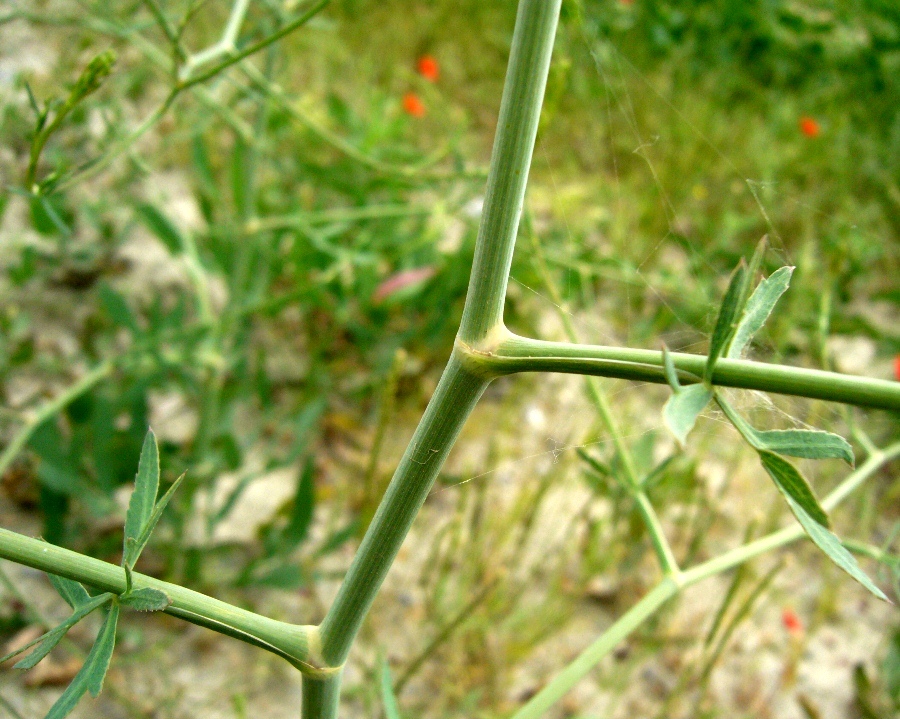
[318,0,563,670]
[0,529,316,669]
[460,333,900,411]
[529,227,680,575]
[0,361,114,478]
[511,443,900,719]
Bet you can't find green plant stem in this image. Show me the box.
[50,1,327,192]
[0,528,315,669]
[529,228,680,575]
[510,442,900,718]
[458,0,562,343]
[473,333,900,411]
[179,0,329,90]
[301,672,342,719]
[317,0,562,675]
[318,352,489,667]
[0,360,113,478]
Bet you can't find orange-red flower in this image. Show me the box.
[402,92,426,118]
[417,55,439,82]
[894,354,900,381]
[799,116,820,138]
[781,607,803,636]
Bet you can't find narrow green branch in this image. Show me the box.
[510,442,899,718]
[528,228,680,575]
[458,0,562,343]
[473,333,900,411]
[179,0,330,91]
[0,360,114,478]
[0,528,314,669]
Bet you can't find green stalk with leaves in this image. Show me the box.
[0,1,897,718]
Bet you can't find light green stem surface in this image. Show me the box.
[301,672,342,719]
[458,0,562,343]
[0,529,313,668]
[479,334,900,411]
[318,352,489,666]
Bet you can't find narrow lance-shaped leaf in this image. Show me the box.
[13,594,112,670]
[129,471,186,564]
[49,574,91,609]
[706,260,747,381]
[663,384,712,448]
[754,428,853,466]
[44,600,119,719]
[759,450,830,528]
[120,587,171,612]
[717,395,853,466]
[784,495,889,602]
[123,430,159,569]
[727,266,794,358]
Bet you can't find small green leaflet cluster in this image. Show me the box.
[662,240,888,602]
[0,430,182,718]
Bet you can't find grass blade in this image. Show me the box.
[380,656,402,719]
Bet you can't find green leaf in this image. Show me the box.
[784,494,889,602]
[706,260,747,380]
[44,601,119,719]
[84,602,118,697]
[123,430,159,568]
[130,472,186,565]
[13,595,111,670]
[716,395,854,466]
[49,574,91,609]
[136,204,184,255]
[282,458,315,551]
[727,266,793,358]
[121,588,171,612]
[663,383,712,448]
[754,429,854,466]
[380,656,402,719]
[759,450,830,528]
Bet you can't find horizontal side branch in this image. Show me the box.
[463,333,900,411]
[0,528,314,668]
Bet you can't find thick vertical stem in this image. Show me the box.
[301,672,342,719]
[318,353,489,667]
[458,0,562,344]
[317,0,563,673]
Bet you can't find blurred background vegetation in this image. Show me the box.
[0,0,898,717]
